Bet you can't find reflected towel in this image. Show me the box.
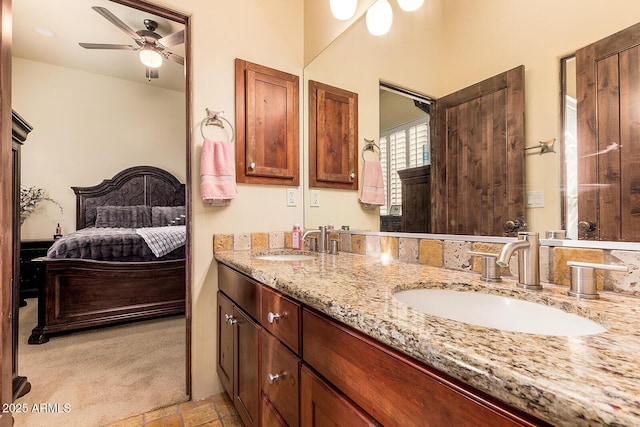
[200,138,238,204]
[359,160,385,207]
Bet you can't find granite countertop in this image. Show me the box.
[214,249,640,426]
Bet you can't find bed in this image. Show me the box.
[28,165,186,344]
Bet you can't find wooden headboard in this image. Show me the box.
[72,165,185,229]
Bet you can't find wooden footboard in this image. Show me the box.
[28,258,185,344]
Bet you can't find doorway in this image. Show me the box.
[9,0,192,424]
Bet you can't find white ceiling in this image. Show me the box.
[13,0,186,92]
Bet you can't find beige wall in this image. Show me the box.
[13,57,185,240]
[177,0,304,399]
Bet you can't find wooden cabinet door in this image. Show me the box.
[576,22,640,241]
[234,305,261,427]
[261,330,300,427]
[217,291,234,397]
[301,364,377,427]
[309,80,358,190]
[432,66,525,236]
[235,59,299,186]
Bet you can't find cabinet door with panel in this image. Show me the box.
[235,58,299,186]
[216,290,261,427]
[309,80,358,190]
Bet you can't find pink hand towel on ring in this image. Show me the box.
[200,138,238,205]
[359,160,385,207]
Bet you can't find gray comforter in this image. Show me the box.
[46,227,185,262]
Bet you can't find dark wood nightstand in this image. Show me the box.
[19,239,54,303]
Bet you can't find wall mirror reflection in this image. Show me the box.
[304,0,640,245]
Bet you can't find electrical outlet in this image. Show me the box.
[310,190,320,207]
[286,188,297,207]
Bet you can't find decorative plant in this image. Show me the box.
[20,186,63,220]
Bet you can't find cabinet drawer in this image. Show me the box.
[218,264,261,320]
[303,308,542,427]
[301,364,378,427]
[262,286,300,354]
[262,330,300,427]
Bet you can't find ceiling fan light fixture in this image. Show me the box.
[139,47,163,68]
[396,0,424,12]
[366,0,393,36]
[330,0,358,20]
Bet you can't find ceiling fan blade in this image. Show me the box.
[157,30,184,48]
[79,43,134,50]
[165,52,185,66]
[91,6,144,43]
[146,67,159,80]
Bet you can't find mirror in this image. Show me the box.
[303,0,640,242]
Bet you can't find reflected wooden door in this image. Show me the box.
[576,21,640,242]
[432,66,525,236]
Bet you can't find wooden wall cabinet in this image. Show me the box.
[235,59,299,186]
[309,80,358,190]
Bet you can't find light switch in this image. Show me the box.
[526,191,544,208]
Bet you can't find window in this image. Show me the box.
[379,116,430,215]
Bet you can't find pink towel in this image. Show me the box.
[200,139,238,204]
[359,160,385,207]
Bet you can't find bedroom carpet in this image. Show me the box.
[13,298,188,427]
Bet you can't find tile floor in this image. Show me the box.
[106,392,242,427]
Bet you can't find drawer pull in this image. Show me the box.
[224,314,237,326]
[267,311,287,324]
[268,373,283,384]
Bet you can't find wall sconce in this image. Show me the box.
[139,46,163,68]
[366,0,393,36]
[330,0,358,20]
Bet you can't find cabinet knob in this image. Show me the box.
[503,219,525,232]
[267,311,287,324]
[224,314,237,325]
[267,312,279,323]
[268,373,282,385]
[349,172,355,179]
[248,162,256,170]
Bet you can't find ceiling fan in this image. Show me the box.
[79,6,184,80]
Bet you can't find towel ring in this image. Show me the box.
[200,109,235,143]
[362,138,380,162]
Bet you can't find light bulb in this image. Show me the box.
[330,0,358,20]
[139,47,163,68]
[397,0,424,12]
[366,0,393,36]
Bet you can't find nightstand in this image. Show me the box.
[19,239,54,303]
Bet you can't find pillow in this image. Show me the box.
[152,206,186,227]
[94,205,152,228]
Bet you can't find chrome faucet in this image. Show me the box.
[302,225,328,253]
[496,232,541,290]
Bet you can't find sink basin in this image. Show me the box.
[394,289,606,336]
[253,253,315,261]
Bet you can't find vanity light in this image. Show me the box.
[139,46,163,68]
[396,0,424,12]
[330,0,358,20]
[366,0,393,36]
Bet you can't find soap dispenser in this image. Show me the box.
[292,223,301,250]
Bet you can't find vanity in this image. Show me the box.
[215,248,640,426]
